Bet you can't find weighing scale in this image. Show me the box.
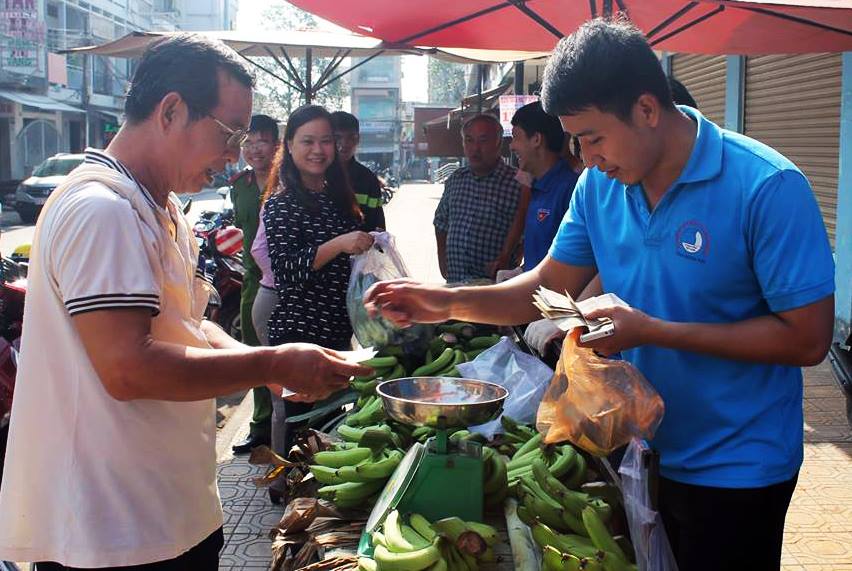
[357,376,508,556]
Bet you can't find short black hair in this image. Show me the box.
[125,33,254,123]
[249,114,279,140]
[669,77,698,109]
[511,101,564,153]
[541,18,674,121]
[330,111,359,133]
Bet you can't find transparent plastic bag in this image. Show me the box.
[536,330,665,456]
[346,232,433,352]
[618,438,679,571]
[456,337,553,439]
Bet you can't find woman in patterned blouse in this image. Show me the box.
[263,105,374,459]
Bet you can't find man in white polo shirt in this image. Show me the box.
[0,34,368,570]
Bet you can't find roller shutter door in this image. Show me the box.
[671,54,727,126]
[744,54,841,245]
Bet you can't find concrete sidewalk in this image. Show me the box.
[782,362,852,570]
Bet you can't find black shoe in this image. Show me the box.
[231,434,271,454]
[269,488,284,505]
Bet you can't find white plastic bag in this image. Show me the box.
[618,438,678,571]
[457,337,553,439]
[346,232,433,352]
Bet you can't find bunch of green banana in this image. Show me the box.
[411,425,437,444]
[506,435,586,487]
[315,478,387,509]
[412,347,467,378]
[497,415,539,456]
[336,423,406,449]
[345,395,388,427]
[420,325,500,369]
[360,510,445,571]
[481,446,508,508]
[351,356,407,396]
[514,454,611,536]
[531,509,637,571]
[311,446,404,509]
[432,515,501,569]
[438,322,477,338]
[511,454,636,570]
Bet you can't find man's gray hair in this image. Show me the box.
[461,113,504,138]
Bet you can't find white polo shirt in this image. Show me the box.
[0,150,222,567]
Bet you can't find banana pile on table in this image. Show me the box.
[307,327,640,569]
[358,509,501,571]
[499,420,637,571]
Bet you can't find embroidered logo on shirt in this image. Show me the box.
[675,220,710,262]
[537,208,551,222]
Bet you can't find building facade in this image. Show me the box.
[0,0,238,186]
[349,55,401,172]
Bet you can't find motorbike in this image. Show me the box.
[0,256,27,488]
[376,167,398,205]
[193,208,245,341]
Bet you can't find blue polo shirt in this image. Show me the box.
[523,159,578,270]
[549,106,835,488]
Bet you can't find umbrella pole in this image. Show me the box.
[305,48,313,104]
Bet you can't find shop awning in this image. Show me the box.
[0,90,84,114]
[421,82,511,157]
[288,0,852,54]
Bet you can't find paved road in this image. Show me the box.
[384,182,444,283]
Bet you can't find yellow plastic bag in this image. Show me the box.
[536,330,665,456]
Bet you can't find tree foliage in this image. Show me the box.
[248,1,349,120]
[427,57,468,106]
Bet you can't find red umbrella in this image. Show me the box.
[288,0,852,54]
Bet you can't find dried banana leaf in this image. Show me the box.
[249,445,294,468]
[253,464,287,488]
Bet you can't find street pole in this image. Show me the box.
[82,52,90,147]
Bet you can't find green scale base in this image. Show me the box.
[358,435,484,556]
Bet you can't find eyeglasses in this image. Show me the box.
[207,115,248,148]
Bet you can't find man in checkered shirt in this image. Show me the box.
[434,114,522,283]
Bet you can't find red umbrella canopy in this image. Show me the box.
[288,0,852,54]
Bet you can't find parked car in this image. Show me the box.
[14,153,85,223]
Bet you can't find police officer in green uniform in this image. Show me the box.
[330,111,386,231]
[229,114,280,454]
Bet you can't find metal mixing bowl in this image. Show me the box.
[376,377,508,428]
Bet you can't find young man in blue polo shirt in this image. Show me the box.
[507,100,579,271]
[364,19,835,570]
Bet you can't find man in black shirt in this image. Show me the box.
[331,111,386,231]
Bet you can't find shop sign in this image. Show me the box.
[0,0,45,74]
[498,94,539,136]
